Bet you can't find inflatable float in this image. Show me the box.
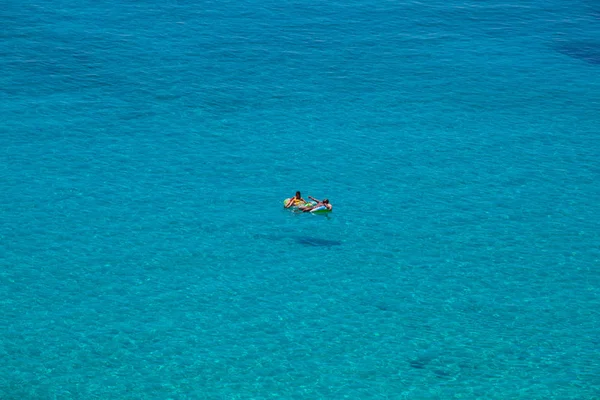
[283,198,312,208]
[283,198,332,214]
[307,205,331,214]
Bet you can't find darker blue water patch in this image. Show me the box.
[555,42,600,65]
[409,359,427,369]
[251,234,342,247]
[295,237,342,247]
[582,0,600,18]
[408,351,439,370]
[433,369,452,379]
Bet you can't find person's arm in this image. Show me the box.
[308,196,320,202]
[285,198,295,208]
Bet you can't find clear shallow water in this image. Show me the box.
[1,0,599,398]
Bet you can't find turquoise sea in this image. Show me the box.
[1,0,599,398]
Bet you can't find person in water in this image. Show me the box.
[285,191,307,208]
[299,196,332,212]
